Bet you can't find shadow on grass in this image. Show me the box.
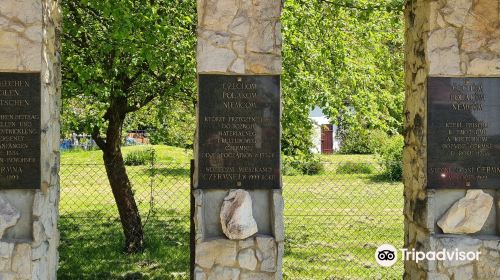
[58,211,190,280]
[368,173,402,183]
[143,167,190,178]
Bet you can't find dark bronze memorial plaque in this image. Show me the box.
[0,73,41,189]
[197,74,280,189]
[428,77,500,189]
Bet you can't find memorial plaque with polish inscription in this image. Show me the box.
[428,77,500,189]
[0,73,40,189]
[197,74,280,189]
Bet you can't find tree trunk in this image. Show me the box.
[103,148,144,253]
[95,105,144,253]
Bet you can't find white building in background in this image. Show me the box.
[309,107,341,154]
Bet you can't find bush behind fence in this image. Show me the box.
[59,161,403,280]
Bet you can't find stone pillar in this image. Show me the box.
[404,0,499,279]
[0,1,61,279]
[194,0,284,279]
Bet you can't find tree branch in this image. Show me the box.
[123,67,181,113]
[91,125,107,150]
[125,94,157,113]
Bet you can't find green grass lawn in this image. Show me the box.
[58,146,403,280]
[61,145,193,164]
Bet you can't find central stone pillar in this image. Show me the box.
[404,0,500,279]
[193,0,284,279]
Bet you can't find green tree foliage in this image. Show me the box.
[281,0,406,156]
[62,0,196,252]
[63,0,405,158]
[123,98,195,148]
[377,134,404,181]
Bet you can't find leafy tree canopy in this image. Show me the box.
[62,0,405,158]
[281,0,405,156]
[62,0,196,140]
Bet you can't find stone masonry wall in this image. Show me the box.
[0,1,61,279]
[193,190,284,280]
[404,0,500,279]
[197,0,282,75]
[196,0,284,279]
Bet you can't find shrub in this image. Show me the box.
[124,149,156,166]
[282,155,301,176]
[282,163,301,176]
[336,162,375,174]
[339,128,373,154]
[339,129,390,155]
[300,160,325,175]
[377,134,403,181]
[367,130,390,154]
[282,154,324,175]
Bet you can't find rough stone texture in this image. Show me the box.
[11,244,31,279]
[240,272,274,280]
[427,27,461,74]
[468,58,500,75]
[238,248,257,270]
[195,267,207,280]
[196,239,238,269]
[0,1,61,279]
[194,236,281,280]
[272,191,284,243]
[256,236,276,272]
[437,190,494,234]
[197,0,282,74]
[436,237,482,268]
[427,272,450,280]
[404,2,430,278]
[194,189,205,243]
[0,197,20,238]
[0,0,43,71]
[221,190,258,240]
[405,0,500,279]
[431,237,500,279]
[0,243,14,271]
[207,266,240,280]
[449,265,474,280]
[239,238,254,249]
[426,0,500,75]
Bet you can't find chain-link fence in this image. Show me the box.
[59,161,403,279]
